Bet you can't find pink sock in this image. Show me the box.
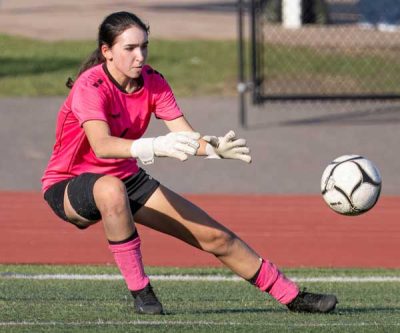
[108,233,149,291]
[253,259,299,304]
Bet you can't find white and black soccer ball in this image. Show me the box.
[321,155,382,216]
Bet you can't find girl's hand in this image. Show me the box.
[203,130,252,163]
[130,132,200,164]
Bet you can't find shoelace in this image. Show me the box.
[138,286,158,304]
[302,292,322,302]
[289,289,322,307]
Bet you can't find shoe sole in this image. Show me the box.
[134,306,164,315]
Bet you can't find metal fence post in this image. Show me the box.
[238,0,247,128]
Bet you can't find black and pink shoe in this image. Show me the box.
[287,290,338,313]
[131,284,164,315]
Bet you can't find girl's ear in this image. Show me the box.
[101,44,113,61]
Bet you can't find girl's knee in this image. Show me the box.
[93,175,128,213]
[202,229,236,256]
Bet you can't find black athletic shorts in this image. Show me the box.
[43,169,160,229]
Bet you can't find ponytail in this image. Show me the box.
[65,48,105,89]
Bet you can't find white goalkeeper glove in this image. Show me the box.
[203,130,252,163]
[130,131,200,164]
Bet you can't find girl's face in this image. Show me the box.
[103,25,148,83]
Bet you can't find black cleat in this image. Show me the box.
[287,290,338,313]
[131,284,164,315]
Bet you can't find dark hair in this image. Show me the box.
[66,11,149,88]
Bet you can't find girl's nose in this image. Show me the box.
[136,48,146,62]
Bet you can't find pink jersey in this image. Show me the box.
[42,63,182,192]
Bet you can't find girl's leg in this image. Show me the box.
[64,174,162,314]
[134,185,299,305]
[63,174,136,241]
[135,185,259,277]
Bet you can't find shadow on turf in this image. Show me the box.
[165,306,400,316]
[336,307,400,314]
[164,308,285,315]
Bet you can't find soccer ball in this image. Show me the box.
[321,155,382,216]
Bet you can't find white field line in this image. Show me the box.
[0,320,399,328]
[0,273,400,283]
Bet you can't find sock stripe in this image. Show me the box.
[108,229,139,245]
[247,261,263,285]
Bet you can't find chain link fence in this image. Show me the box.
[242,0,400,101]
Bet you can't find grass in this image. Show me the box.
[0,34,238,97]
[1,34,400,97]
[0,265,400,332]
[263,44,400,94]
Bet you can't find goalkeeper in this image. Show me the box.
[42,11,337,316]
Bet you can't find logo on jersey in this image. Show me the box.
[146,68,164,79]
[93,79,104,88]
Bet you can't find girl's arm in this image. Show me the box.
[163,116,208,156]
[83,119,200,164]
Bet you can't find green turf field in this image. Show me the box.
[0,265,399,332]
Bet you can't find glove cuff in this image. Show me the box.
[130,138,155,165]
[205,143,221,159]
